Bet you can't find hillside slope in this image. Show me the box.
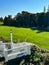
[0,26,49,50]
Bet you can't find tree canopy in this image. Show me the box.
[1,11,49,30]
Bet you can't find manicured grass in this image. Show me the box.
[0,22,3,25]
[0,25,49,50]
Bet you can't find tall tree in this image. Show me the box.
[0,17,3,22]
[44,6,46,13]
[47,5,49,12]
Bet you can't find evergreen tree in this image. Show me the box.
[47,5,49,12]
[44,6,46,13]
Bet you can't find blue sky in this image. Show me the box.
[0,0,49,17]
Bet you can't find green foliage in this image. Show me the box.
[3,11,49,29]
[30,46,42,65]
[0,17,3,22]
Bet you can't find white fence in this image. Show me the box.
[0,41,31,62]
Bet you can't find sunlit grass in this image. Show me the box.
[0,25,49,50]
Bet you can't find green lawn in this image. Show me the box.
[0,25,49,50]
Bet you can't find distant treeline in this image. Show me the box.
[0,11,49,29]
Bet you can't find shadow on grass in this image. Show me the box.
[0,24,3,26]
[30,27,49,33]
[36,29,49,33]
[1,23,49,34]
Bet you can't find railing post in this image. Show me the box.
[10,29,14,49]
